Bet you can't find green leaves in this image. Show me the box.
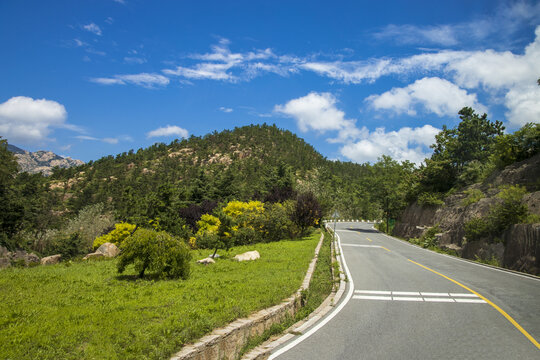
[117,228,191,279]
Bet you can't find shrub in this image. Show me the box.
[196,214,221,235]
[117,228,191,279]
[461,189,484,207]
[194,212,235,256]
[488,185,529,233]
[64,203,116,251]
[261,201,296,241]
[93,222,136,249]
[417,192,445,206]
[419,226,441,248]
[464,185,531,242]
[46,232,83,260]
[293,192,322,236]
[464,217,490,241]
[232,226,258,245]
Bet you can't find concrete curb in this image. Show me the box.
[170,232,326,360]
[241,226,347,360]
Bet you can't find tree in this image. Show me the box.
[0,138,24,249]
[117,228,191,279]
[421,107,505,192]
[293,192,322,236]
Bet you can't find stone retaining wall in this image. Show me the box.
[170,233,325,360]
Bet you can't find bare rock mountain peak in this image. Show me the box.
[8,144,84,176]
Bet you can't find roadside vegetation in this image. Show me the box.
[0,232,321,360]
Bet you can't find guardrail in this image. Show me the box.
[322,219,383,223]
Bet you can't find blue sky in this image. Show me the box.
[1,0,539,164]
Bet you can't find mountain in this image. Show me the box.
[7,144,25,154]
[8,145,84,176]
[48,124,413,222]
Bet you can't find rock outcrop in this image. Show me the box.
[234,250,260,262]
[196,257,216,265]
[0,247,40,268]
[41,254,62,265]
[394,154,540,275]
[8,144,84,176]
[83,242,119,260]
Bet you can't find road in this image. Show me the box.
[270,222,540,360]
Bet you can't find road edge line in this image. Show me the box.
[408,259,540,350]
[268,228,355,359]
[373,226,540,282]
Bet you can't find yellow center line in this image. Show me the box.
[366,237,373,242]
[381,247,390,252]
[408,259,540,349]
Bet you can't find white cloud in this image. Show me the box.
[146,125,188,139]
[219,107,233,113]
[75,135,129,144]
[124,57,147,64]
[0,96,76,144]
[274,92,441,164]
[163,62,236,81]
[373,1,540,47]
[83,23,102,36]
[73,38,87,47]
[102,138,119,144]
[504,85,540,126]
[162,39,288,82]
[340,125,440,164]
[274,92,360,142]
[90,77,124,85]
[91,73,169,88]
[366,77,487,117]
[374,24,459,46]
[300,59,394,84]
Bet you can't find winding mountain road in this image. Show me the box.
[270,222,540,359]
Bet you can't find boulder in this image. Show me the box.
[0,257,10,269]
[10,250,40,266]
[234,250,260,262]
[197,257,215,265]
[95,242,120,258]
[41,254,62,265]
[83,252,105,261]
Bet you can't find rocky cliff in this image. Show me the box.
[8,145,84,176]
[394,153,540,275]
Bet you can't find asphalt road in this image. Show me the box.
[271,222,540,360]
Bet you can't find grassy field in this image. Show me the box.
[0,232,321,360]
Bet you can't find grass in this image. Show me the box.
[0,232,321,360]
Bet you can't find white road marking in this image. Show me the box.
[355,290,391,295]
[353,290,486,304]
[424,298,455,303]
[341,244,382,248]
[455,299,487,304]
[269,229,355,359]
[393,297,424,302]
[376,228,540,283]
[353,295,392,301]
[392,291,420,296]
[420,292,449,297]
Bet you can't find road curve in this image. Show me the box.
[271,222,540,360]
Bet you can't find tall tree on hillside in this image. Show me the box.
[422,107,505,192]
[0,138,24,249]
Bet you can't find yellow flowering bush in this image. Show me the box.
[93,222,136,249]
